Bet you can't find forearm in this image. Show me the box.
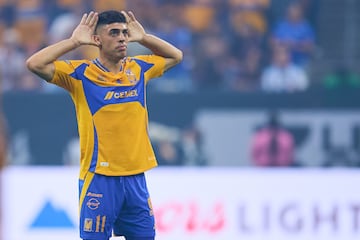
[26,39,80,80]
[139,34,183,69]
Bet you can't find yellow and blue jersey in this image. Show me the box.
[51,55,166,179]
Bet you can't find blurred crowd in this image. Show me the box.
[0,0,325,93]
[1,0,360,168]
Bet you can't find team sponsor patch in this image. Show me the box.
[87,198,101,210]
[87,192,103,198]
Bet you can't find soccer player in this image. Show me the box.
[26,10,183,240]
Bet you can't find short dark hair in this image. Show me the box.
[95,10,126,32]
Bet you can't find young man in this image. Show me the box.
[26,10,183,240]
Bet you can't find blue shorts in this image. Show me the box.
[79,172,155,239]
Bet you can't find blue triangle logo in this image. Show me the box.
[29,199,75,229]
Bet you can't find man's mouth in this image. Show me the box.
[116,45,127,51]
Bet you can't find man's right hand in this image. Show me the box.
[70,11,100,47]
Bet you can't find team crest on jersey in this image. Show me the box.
[84,218,93,232]
[126,69,137,84]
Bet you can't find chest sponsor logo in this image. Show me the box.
[104,89,138,100]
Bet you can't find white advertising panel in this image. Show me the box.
[195,110,360,167]
[2,167,360,240]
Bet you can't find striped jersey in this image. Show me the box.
[50,55,166,179]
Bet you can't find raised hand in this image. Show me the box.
[121,11,146,42]
[71,11,99,46]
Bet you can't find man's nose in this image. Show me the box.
[119,34,126,41]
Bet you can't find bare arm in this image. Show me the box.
[122,11,183,71]
[26,11,99,81]
[139,34,183,70]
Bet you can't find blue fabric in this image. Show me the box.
[273,21,315,42]
[272,20,315,66]
[124,237,155,240]
[79,173,155,240]
[81,74,146,115]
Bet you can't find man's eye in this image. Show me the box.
[122,30,129,36]
[110,29,120,36]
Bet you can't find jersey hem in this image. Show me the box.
[90,164,158,177]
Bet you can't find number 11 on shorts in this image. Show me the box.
[96,215,106,233]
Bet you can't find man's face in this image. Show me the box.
[96,22,129,59]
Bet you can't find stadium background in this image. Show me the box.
[1,0,360,239]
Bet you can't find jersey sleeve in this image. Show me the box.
[50,60,78,93]
[134,55,166,83]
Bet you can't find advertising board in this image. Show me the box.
[2,167,360,240]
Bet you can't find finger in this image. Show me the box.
[80,13,88,25]
[85,11,95,25]
[88,12,98,27]
[121,11,131,23]
[127,11,136,22]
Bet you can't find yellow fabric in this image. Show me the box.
[231,11,267,34]
[93,0,126,12]
[79,171,95,213]
[228,0,269,34]
[51,55,165,178]
[184,4,215,32]
[228,0,270,8]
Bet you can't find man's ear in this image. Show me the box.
[92,35,101,47]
